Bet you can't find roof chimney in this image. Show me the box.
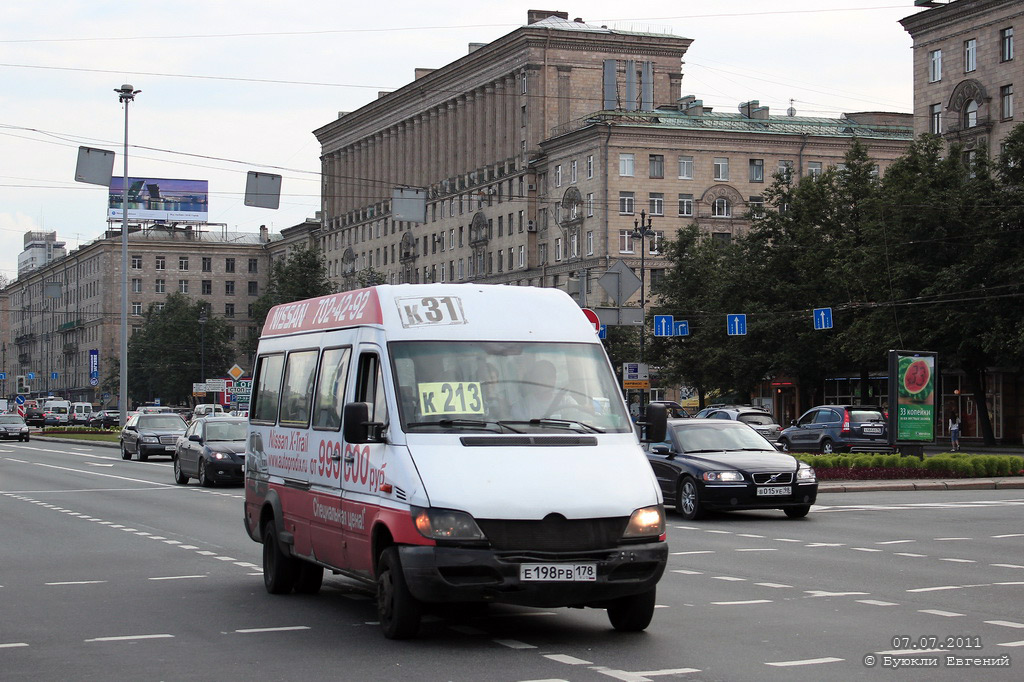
[259,225,269,243]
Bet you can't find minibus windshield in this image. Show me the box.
[390,341,632,433]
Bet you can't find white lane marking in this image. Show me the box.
[235,626,311,634]
[765,657,844,667]
[919,609,965,617]
[711,576,746,582]
[907,585,963,592]
[737,533,764,538]
[674,525,699,530]
[712,600,772,605]
[544,654,592,665]
[589,665,702,680]
[135,532,152,536]
[23,461,174,487]
[735,548,777,552]
[149,575,207,581]
[671,570,703,575]
[0,643,29,648]
[196,551,217,556]
[149,536,166,540]
[857,599,899,606]
[773,538,802,543]
[704,530,731,534]
[851,548,883,552]
[804,590,869,597]
[178,545,199,550]
[895,552,928,557]
[46,580,107,586]
[671,550,714,555]
[494,639,536,649]
[235,562,259,569]
[986,621,1024,629]
[996,640,1024,647]
[934,537,972,541]
[993,534,1024,538]
[755,582,792,589]
[876,540,915,545]
[85,463,115,467]
[995,582,1024,586]
[85,634,174,642]
[805,543,845,547]
[162,540,182,545]
[938,558,975,563]
[214,556,236,562]
[992,564,1024,569]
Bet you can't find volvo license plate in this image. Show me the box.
[756,486,791,496]
[520,563,596,582]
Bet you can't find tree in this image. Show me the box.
[242,245,335,357]
[126,293,232,406]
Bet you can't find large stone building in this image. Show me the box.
[313,11,913,305]
[0,224,273,405]
[902,0,1021,153]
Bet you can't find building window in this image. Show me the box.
[131,302,142,315]
[154,279,166,293]
[778,159,794,179]
[649,192,664,216]
[586,230,594,255]
[649,154,664,179]
[225,281,235,296]
[555,238,563,261]
[202,280,212,295]
[807,161,823,178]
[678,193,694,217]
[619,191,635,215]
[618,230,634,253]
[248,281,259,296]
[712,198,731,218]
[520,71,527,94]
[178,280,188,294]
[202,257,212,272]
[619,153,635,177]
[570,233,578,258]
[929,103,943,134]
[929,49,942,82]
[586,155,594,178]
[963,99,978,128]
[1001,85,1014,120]
[131,278,142,293]
[648,231,664,255]
[179,256,189,270]
[155,256,166,271]
[131,255,142,269]
[586,192,594,217]
[748,195,765,217]
[248,258,259,273]
[518,245,526,267]
[713,157,729,181]
[749,158,764,183]
[554,164,562,187]
[225,258,236,273]
[570,160,578,183]
[712,232,732,245]
[225,303,235,318]
[964,38,976,73]
[678,155,694,179]
[1001,27,1014,62]
[154,303,165,312]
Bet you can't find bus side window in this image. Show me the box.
[312,347,351,430]
[251,354,284,424]
[356,353,388,424]
[280,350,319,427]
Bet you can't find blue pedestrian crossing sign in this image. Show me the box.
[673,320,690,336]
[813,307,833,330]
[727,314,747,336]
[653,315,674,337]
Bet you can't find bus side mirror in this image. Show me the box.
[641,403,668,443]
[343,402,386,444]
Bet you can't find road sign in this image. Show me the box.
[15,395,25,405]
[653,315,674,337]
[90,377,99,386]
[594,307,644,326]
[727,314,747,336]
[623,363,649,381]
[674,320,690,336]
[205,379,227,391]
[581,308,601,333]
[622,380,650,389]
[813,307,833,330]
[0,372,6,381]
[51,372,59,380]
[598,324,607,339]
[27,372,35,380]
[598,260,642,305]
[228,364,245,380]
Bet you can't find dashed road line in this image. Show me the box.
[856,599,899,606]
[235,626,310,634]
[45,580,106,586]
[0,643,29,649]
[149,575,206,581]
[544,654,592,665]
[712,600,773,606]
[755,582,792,589]
[996,640,1024,647]
[85,634,174,642]
[494,639,536,649]
[986,620,1024,629]
[765,657,844,667]
[919,609,965,617]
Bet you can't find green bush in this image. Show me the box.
[851,455,873,468]
[901,455,923,469]
[995,456,1012,476]
[924,457,952,473]
[949,459,973,477]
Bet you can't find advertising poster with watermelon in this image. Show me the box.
[887,350,937,443]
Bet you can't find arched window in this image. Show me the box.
[712,198,731,217]
[963,99,978,128]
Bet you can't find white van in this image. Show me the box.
[71,402,93,424]
[192,404,224,419]
[244,284,668,639]
[42,399,72,425]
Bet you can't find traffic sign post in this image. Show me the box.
[727,314,747,336]
[813,307,833,330]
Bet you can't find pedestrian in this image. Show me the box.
[949,412,961,451]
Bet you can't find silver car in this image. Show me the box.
[704,408,783,442]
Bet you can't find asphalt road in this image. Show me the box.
[2,441,1022,681]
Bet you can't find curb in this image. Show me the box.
[819,478,1024,493]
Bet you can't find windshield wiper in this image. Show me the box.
[406,419,502,432]
[681,448,726,454]
[497,418,604,433]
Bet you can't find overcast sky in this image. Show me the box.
[0,1,924,282]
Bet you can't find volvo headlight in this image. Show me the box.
[411,507,486,541]
[623,505,665,539]
[703,471,743,482]
[797,466,817,482]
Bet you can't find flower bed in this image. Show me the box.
[795,453,1024,480]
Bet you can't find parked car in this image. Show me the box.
[778,405,893,454]
[120,413,188,461]
[43,406,70,426]
[173,416,247,487]
[89,410,122,428]
[693,404,770,419]
[191,403,225,420]
[137,405,174,415]
[645,419,818,520]
[704,407,783,442]
[648,400,690,419]
[0,414,30,441]
[25,405,45,427]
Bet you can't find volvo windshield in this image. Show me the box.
[390,341,632,433]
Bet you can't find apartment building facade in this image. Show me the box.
[902,0,1021,153]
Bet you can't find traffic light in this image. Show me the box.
[16,375,29,394]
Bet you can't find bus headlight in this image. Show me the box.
[623,505,665,539]
[411,507,486,541]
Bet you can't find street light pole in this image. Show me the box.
[632,209,655,415]
[198,310,208,386]
[116,84,139,427]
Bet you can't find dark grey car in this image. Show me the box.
[173,416,247,487]
[779,405,893,454]
[120,413,188,461]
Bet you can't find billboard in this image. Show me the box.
[108,177,209,222]
[887,350,937,444]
